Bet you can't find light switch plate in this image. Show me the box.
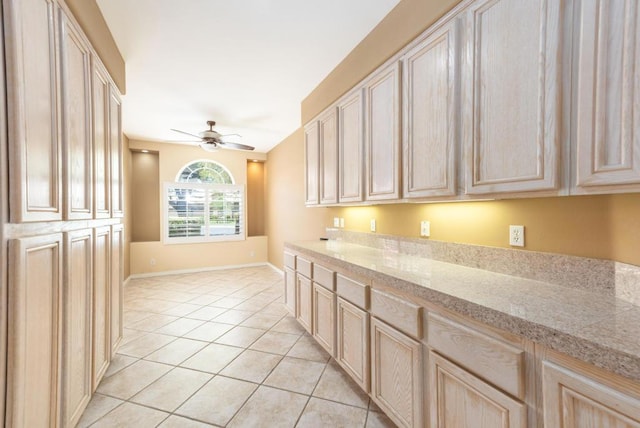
[420,221,430,237]
[370,219,376,232]
[333,217,340,227]
[340,218,345,228]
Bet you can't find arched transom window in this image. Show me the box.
[176,160,234,184]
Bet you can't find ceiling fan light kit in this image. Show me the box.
[171,120,255,151]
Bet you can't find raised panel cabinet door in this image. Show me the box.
[7,234,63,427]
[336,297,369,392]
[429,351,527,428]
[62,229,93,428]
[462,0,562,194]
[59,7,93,220]
[365,61,402,201]
[295,273,313,333]
[575,0,640,192]
[319,107,339,205]
[93,226,111,390]
[338,89,364,203]
[284,267,296,315]
[92,57,111,218]
[542,360,640,427]
[370,317,423,428]
[110,224,124,355]
[5,0,62,222]
[312,283,335,356]
[304,121,320,205]
[110,89,124,217]
[403,20,459,199]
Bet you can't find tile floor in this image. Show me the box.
[79,265,396,427]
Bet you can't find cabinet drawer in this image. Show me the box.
[371,289,421,339]
[427,312,525,399]
[313,264,335,291]
[284,252,296,270]
[337,274,369,309]
[297,257,312,278]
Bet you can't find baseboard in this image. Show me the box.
[123,276,131,287]
[128,262,271,279]
[268,263,284,275]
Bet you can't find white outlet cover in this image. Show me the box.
[370,219,376,232]
[420,220,430,237]
[509,225,525,247]
[333,217,340,227]
[340,218,345,228]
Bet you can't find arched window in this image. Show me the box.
[165,160,244,243]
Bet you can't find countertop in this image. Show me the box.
[285,240,640,382]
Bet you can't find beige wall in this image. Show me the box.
[123,135,132,279]
[247,161,265,236]
[131,151,160,242]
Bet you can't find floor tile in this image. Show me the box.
[264,356,326,394]
[96,360,172,399]
[227,385,307,428]
[155,317,204,337]
[127,314,179,332]
[185,305,228,321]
[250,330,300,355]
[210,296,245,308]
[182,321,234,342]
[287,334,331,363]
[176,375,257,426]
[91,402,169,428]
[366,410,397,428]
[260,302,290,317]
[297,397,368,427]
[181,343,243,373]
[271,316,306,334]
[117,332,176,358]
[130,367,212,412]
[215,326,266,347]
[162,302,202,317]
[157,415,216,428]
[213,309,255,325]
[241,312,283,329]
[120,328,146,347]
[313,360,369,408]
[144,337,208,366]
[220,349,282,383]
[188,294,222,306]
[124,310,154,326]
[104,354,138,378]
[76,394,123,428]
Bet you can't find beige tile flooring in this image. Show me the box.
[79,266,396,427]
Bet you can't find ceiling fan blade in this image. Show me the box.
[218,141,255,151]
[219,133,242,138]
[170,129,202,140]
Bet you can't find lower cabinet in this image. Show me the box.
[284,267,296,315]
[428,350,527,428]
[110,224,124,356]
[296,273,313,333]
[370,317,423,428]
[312,283,335,356]
[336,297,370,392]
[93,226,111,390]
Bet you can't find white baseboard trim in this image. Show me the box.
[268,263,284,275]
[123,276,131,287]
[128,262,271,279]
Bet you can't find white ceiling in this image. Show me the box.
[96,0,400,153]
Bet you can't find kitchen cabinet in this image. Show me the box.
[93,226,111,390]
[110,224,124,355]
[461,0,563,195]
[60,6,93,220]
[338,89,364,203]
[336,297,369,392]
[574,0,640,193]
[92,58,111,218]
[403,19,459,199]
[304,121,320,205]
[284,267,296,315]
[7,234,63,427]
[5,0,62,222]
[62,229,93,428]
[365,61,402,201]
[109,89,124,217]
[319,108,339,205]
[312,283,335,355]
[296,274,313,333]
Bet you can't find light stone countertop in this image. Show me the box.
[285,240,640,382]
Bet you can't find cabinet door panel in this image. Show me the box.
[7,234,62,427]
[60,9,93,219]
[284,267,296,315]
[62,229,93,427]
[339,89,364,202]
[5,0,61,222]
[296,274,313,333]
[366,62,401,201]
[312,283,335,356]
[110,90,124,217]
[110,224,124,355]
[92,58,111,218]
[337,297,369,392]
[404,21,458,198]
[304,121,320,205]
[575,0,640,191]
[319,108,339,204]
[93,227,111,389]
[463,0,562,194]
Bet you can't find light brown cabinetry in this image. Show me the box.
[109,89,124,217]
[336,297,369,391]
[110,223,124,355]
[338,89,364,203]
[296,273,313,334]
[319,108,339,205]
[312,283,335,355]
[284,267,297,315]
[93,226,111,389]
[403,20,459,199]
[92,58,111,218]
[304,121,320,205]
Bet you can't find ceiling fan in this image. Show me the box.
[170,120,255,152]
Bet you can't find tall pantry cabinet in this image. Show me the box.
[1,0,125,426]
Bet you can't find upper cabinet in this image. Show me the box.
[304,121,320,206]
[109,89,124,217]
[403,20,460,199]
[338,89,365,203]
[92,58,111,219]
[574,0,640,193]
[319,108,339,205]
[365,61,402,201]
[461,0,563,195]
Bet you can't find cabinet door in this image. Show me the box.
[312,283,335,356]
[336,297,369,392]
[62,229,93,427]
[110,89,124,217]
[110,224,124,355]
[304,121,320,205]
[59,8,93,220]
[365,61,402,201]
[319,108,339,204]
[5,0,62,222]
[371,317,423,428]
[338,89,364,203]
[542,360,640,428]
[429,350,526,428]
[7,234,62,427]
[93,226,111,390]
[92,57,111,218]
[403,21,459,199]
[295,274,313,333]
[462,0,562,195]
[284,267,296,315]
[574,0,640,192]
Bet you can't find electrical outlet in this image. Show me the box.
[333,217,340,227]
[420,220,430,237]
[339,218,345,228]
[150,258,156,266]
[370,219,376,232]
[509,225,525,247]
